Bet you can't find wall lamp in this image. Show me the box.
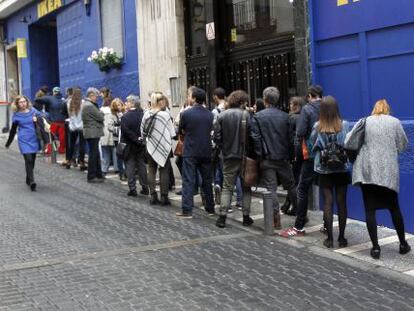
[19,15,31,23]
[84,0,91,16]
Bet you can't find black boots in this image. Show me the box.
[150,192,160,205]
[160,194,171,206]
[216,215,226,228]
[127,189,137,197]
[400,242,411,255]
[140,186,149,195]
[243,215,254,227]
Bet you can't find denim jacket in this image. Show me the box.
[311,121,350,174]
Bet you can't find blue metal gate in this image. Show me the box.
[310,0,414,233]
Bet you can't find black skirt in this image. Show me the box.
[361,184,399,211]
[318,172,351,188]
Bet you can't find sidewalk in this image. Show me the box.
[5,135,413,282]
[98,160,414,281]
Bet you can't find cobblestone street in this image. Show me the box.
[1,145,414,311]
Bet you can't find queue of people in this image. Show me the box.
[4,83,411,260]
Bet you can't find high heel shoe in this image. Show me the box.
[370,247,381,259]
[400,243,411,255]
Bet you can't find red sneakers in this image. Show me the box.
[279,227,306,238]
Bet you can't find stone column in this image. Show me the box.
[293,0,310,96]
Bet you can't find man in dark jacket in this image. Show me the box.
[280,85,322,237]
[177,87,214,218]
[121,95,149,197]
[214,90,254,228]
[251,87,297,229]
[35,87,66,154]
[82,87,105,183]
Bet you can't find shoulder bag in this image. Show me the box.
[344,118,366,163]
[240,111,258,187]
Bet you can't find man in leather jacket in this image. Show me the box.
[251,86,297,229]
[214,90,254,228]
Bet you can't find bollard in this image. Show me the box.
[262,191,274,235]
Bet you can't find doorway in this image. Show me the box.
[29,19,60,98]
[6,45,20,101]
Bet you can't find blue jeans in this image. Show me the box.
[101,145,118,173]
[214,158,223,187]
[235,176,243,203]
[182,157,214,214]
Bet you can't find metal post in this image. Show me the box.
[263,191,274,235]
[51,141,57,164]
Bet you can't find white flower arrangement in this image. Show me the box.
[87,47,122,72]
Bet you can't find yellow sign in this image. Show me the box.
[231,28,237,42]
[338,0,360,6]
[16,38,27,58]
[38,0,62,18]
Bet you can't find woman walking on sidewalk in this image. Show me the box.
[5,96,43,191]
[310,96,350,248]
[347,99,411,259]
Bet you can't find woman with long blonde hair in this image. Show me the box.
[347,99,410,259]
[5,96,43,191]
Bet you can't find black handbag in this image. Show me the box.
[115,129,130,159]
[344,118,366,163]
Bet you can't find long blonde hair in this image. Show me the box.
[372,99,391,116]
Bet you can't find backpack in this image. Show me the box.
[320,134,348,171]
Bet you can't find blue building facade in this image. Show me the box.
[310,0,414,233]
[4,0,139,100]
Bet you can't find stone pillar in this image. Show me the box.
[293,0,310,96]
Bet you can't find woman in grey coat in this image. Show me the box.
[347,99,410,259]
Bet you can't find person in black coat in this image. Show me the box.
[120,95,149,197]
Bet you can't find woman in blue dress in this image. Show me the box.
[5,95,42,191]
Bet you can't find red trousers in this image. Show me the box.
[47,121,66,154]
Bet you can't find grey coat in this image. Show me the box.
[346,115,407,192]
[82,99,104,139]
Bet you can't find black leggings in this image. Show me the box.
[361,184,407,248]
[322,185,348,241]
[23,153,36,186]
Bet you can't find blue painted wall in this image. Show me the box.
[310,0,414,233]
[5,0,139,100]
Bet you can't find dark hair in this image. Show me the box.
[318,95,342,133]
[227,90,249,109]
[307,85,323,99]
[191,87,206,105]
[100,87,111,98]
[66,87,74,97]
[40,85,49,94]
[255,98,265,113]
[213,87,226,100]
[289,96,306,114]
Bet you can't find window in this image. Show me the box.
[100,0,124,56]
[227,0,294,47]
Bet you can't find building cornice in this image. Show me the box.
[0,0,34,19]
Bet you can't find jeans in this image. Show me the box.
[68,130,85,163]
[148,156,171,196]
[23,153,36,185]
[101,145,117,173]
[294,160,316,230]
[214,158,223,187]
[124,148,148,191]
[220,159,251,216]
[260,159,297,213]
[235,176,243,204]
[86,138,103,180]
[182,157,214,214]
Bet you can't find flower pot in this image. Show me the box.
[99,65,111,72]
